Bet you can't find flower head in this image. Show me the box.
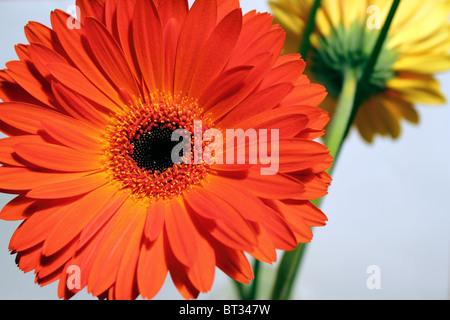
[270,0,450,142]
[0,0,332,299]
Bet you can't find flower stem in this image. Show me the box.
[235,258,262,300]
[269,0,401,300]
[270,239,308,300]
[342,0,401,141]
[239,0,401,302]
[325,67,359,162]
[238,0,322,301]
[247,259,262,300]
[235,280,248,300]
[299,0,322,59]
[270,68,358,300]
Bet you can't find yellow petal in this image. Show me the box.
[355,104,376,143]
[387,74,446,104]
[382,91,419,124]
[269,1,304,35]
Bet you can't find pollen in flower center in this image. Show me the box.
[102,92,211,202]
[130,126,182,173]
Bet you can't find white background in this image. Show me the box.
[0,0,448,300]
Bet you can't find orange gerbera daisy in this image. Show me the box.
[0,0,332,300]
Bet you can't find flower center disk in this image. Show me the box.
[102,93,210,202]
[130,126,182,173]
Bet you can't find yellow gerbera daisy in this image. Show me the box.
[269,0,450,142]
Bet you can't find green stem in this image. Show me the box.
[325,67,359,162]
[269,0,401,300]
[247,259,262,300]
[270,69,358,300]
[343,0,401,141]
[241,0,401,302]
[241,0,322,301]
[299,0,322,59]
[235,258,261,300]
[235,281,248,300]
[270,241,308,300]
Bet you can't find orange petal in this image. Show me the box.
[246,223,278,263]
[0,195,35,221]
[184,188,257,251]
[288,171,331,200]
[282,83,327,107]
[258,55,305,89]
[26,172,108,199]
[162,18,180,92]
[199,65,253,113]
[0,102,72,135]
[218,82,293,128]
[219,169,305,200]
[294,106,330,140]
[36,236,78,280]
[76,0,106,25]
[258,204,298,251]
[24,21,64,55]
[164,197,201,267]
[50,10,124,108]
[203,175,267,222]
[281,199,328,227]
[115,205,148,300]
[217,0,240,22]
[239,28,285,65]
[87,199,146,296]
[186,230,215,293]
[115,0,140,81]
[0,135,47,167]
[84,17,140,98]
[188,8,242,98]
[51,82,110,126]
[231,105,310,139]
[4,61,56,109]
[137,234,168,300]
[212,241,253,284]
[174,0,217,95]
[132,0,164,92]
[266,200,314,243]
[45,62,118,110]
[0,167,91,191]
[206,53,273,122]
[277,139,333,173]
[27,43,68,80]
[14,142,101,172]
[57,259,81,300]
[166,247,200,300]
[157,0,189,27]
[15,243,42,274]
[103,0,118,36]
[59,216,111,299]
[77,192,129,250]
[225,12,274,68]
[8,198,78,252]
[40,117,101,153]
[144,200,165,242]
[0,77,48,109]
[41,185,117,257]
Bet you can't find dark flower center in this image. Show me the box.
[102,93,211,200]
[131,126,182,173]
